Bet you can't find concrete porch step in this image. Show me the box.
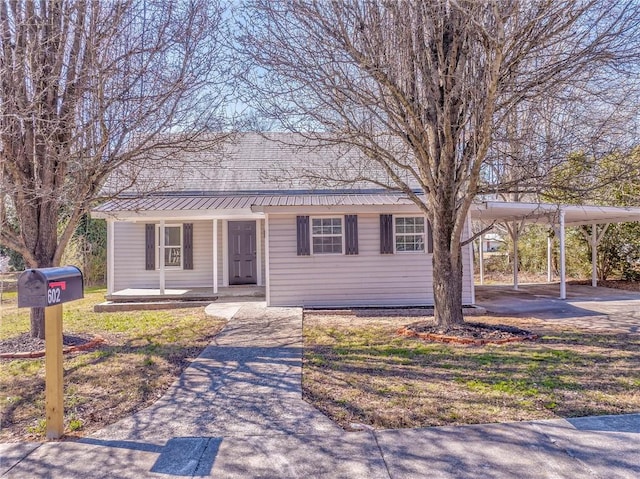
[94,300,215,312]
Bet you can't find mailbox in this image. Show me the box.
[17,266,84,308]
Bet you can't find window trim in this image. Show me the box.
[310,216,345,255]
[156,224,184,269]
[394,216,427,254]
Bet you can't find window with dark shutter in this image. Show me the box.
[380,214,393,254]
[296,216,310,255]
[145,224,155,270]
[345,215,358,255]
[183,223,194,270]
[427,220,434,254]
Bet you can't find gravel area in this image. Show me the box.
[0,333,93,355]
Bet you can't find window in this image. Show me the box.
[157,225,183,268]
[395,216,425,252]
[311,217,343,254]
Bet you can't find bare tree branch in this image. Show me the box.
[0,0,234,337]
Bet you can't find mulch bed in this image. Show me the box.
[398,321,538,345]
[0,332,104,359]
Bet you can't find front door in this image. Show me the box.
[228,221,257,285]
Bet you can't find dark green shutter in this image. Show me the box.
[297,216,310,255]
[145,224,155,270]
[380,214,393,254]
[345,215,358,255]
[183,223,194,270]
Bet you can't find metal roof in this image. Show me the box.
[93,193,416,216]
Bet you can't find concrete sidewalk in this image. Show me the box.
[2,302,639,478]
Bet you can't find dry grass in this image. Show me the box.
[302,312,640,430]
[0,289,226,441]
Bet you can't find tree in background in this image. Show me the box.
[61,216,107,286]
[239,1,640,329]
[1,0,233,338]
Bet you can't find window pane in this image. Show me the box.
[165,227,181,246]
[165,247,181,266]
[312,236,342,254]
[396,217,424,235]
[396,234,424,252]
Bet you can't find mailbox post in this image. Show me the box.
[17,266,84,439]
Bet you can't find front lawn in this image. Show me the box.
[0,289,226,441]
[303,312,640,429]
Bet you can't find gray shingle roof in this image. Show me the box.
[103,132,415,195]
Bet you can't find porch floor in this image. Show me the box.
[105,286,265,303]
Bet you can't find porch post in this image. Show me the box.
[256,219,263,286]
[107,219,115,295]
[478,234,484,286]
[591,222,598,288]
[559,210,566,300]
[213,219,218,294]
[264,214,270,306]
[547,234,552,283]
[159,219,165,295]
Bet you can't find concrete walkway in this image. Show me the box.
[2,301,639,478]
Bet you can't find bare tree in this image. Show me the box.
[1,0,233,338]
[238,0,640,328]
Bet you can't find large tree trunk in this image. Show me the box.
[431,206,465,329]
[27,232,56,339]
[30,309,46,340]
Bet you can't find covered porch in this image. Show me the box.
[94,285,265,312]
[106,285,266,302]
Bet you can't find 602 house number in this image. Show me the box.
[47,288,62,305]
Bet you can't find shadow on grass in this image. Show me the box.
[0,333,217,440]
[302,326,640,429]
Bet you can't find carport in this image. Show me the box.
[471,201,640,299]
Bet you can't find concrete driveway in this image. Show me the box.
[475,283,640,333]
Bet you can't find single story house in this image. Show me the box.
[92,133,640,307]
[92,133,475,307]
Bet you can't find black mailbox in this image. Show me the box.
[17,266,84,308]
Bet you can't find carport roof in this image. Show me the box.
[471,201,640,226]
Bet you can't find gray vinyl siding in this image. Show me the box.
[113,221,213,290]
[267,213,473,307]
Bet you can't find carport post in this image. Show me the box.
[547,234,552,283]
[479,234,484,285]
[559,210,566,300]
[512,223,519,291]
[592,223,598,288]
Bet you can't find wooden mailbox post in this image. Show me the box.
[17,266,84,439]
